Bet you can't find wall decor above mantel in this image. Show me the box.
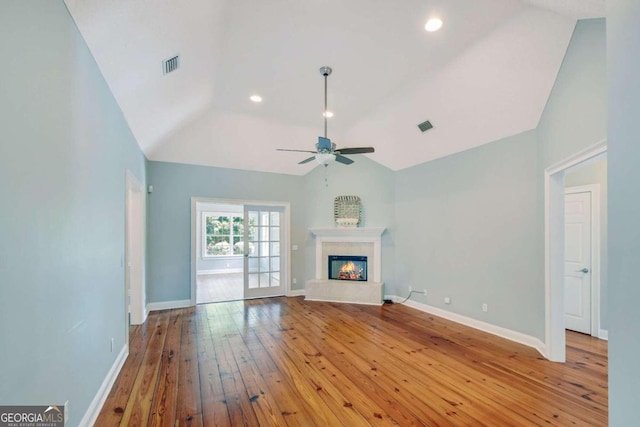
[334,195,361,227]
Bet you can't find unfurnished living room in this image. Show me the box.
[1,0,639,426]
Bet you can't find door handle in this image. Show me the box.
[576,268,589,273]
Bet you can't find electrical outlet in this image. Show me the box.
[422,289,427,296]
[482,303,488,312]
[293,278,297,284]
[409,285,413,293]
[444,297,451,304]
[110,337,114,353]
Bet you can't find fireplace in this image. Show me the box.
[328,255,368,281]
[306,227,384,306]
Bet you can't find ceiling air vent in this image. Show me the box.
[417,120,433,133]
[162,55,180,75]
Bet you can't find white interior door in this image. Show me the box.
[564,191,592,334]
[126,172,145,325]
[243,206,285,299]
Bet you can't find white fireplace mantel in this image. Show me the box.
[309,227,385,283]
[309,227,386,239]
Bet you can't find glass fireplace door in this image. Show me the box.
[243,205,284,299]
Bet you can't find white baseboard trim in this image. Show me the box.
[146,299,193,312]
[197,269,243,275]
[385,294,547,358]
[598,329,608,340]
[288,289,305,297]
[79,344,128,427]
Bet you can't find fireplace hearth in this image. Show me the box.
[328,255,368,281]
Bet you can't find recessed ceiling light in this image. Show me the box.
[323,111,334,118]
[425,18,443,32]
[250,95,263,103]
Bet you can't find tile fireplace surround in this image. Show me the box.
[305,227,385,305]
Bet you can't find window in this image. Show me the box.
[202,213,254,257]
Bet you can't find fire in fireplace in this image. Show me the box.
[328,255,368,281]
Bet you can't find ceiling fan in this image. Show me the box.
[277,66,375,166]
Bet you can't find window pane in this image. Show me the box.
[270,242,280,256]
[260,211,270,226]
[270,256,280,272]
[249,226,258,242]
[248,273,259,289]
[270,226,280,241]
[259,226,269,241]
[260,242,269,257]
[212,216,230,236]
[205,217,216,234]
[259,257,269,272]
[248,257,258,273]
[260,273,270,288]
[248,211,259,226]
[232,237,244,255]
[205,236,215,256]
[270,272,280,287]
[207,237,230,255]
[270,212,280,226]
[232,216,244,235]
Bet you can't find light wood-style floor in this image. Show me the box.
[196,273,243,304]
[96,297,608,426]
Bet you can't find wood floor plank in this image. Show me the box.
[175,307,203,427]
[95,316,158,426]
[119,310,171,426]
[95,297,608,427]
[148,309,183,426]
[197,307,233,427]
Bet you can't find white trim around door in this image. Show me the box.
[190,197,291,306]
[544,140,606,362]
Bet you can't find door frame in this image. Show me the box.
[125,170,147,331]
[544,140,606,362]
[565,184,602,338]
[190,197,291,305]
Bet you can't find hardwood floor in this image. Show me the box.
[96,297,607,426]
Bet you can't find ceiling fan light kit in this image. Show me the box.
[276,66,375,167]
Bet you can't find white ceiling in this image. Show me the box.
[64,0,604,175]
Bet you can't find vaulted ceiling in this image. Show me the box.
[64,0,604,175]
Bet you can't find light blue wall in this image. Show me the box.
[607,0,640,424]
[565,158,608,330]
[538,19,607,168]
[394,131,543,337]
[146,161,305,302]
[301,156,396,289]
[0,1,146,425]
[387,19,606,341]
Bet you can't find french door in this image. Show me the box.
[243,205,284,299]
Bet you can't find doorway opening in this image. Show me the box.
[545,141,607,362]
[191,198,290,305]
[125,170,146,335]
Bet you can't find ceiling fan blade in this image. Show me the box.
[299,156,316,164]
[335,147,375,155]
[334,154,354,165]
[277,148,318,154]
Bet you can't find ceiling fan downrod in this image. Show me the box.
[320,66,332,138]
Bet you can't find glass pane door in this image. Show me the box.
[243,205,284,299]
